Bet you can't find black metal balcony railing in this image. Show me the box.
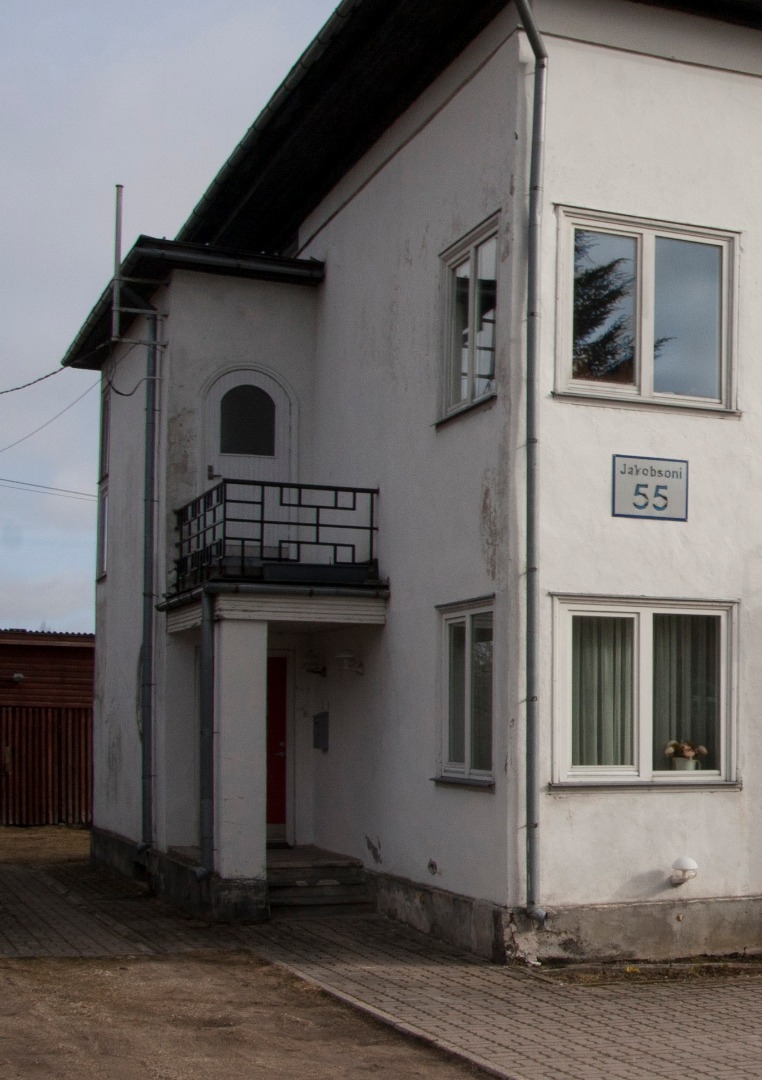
[173,479,379,594]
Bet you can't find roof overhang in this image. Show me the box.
[642,0,762,24]
[176,0,513,253]
[61,236,324,370]
[62,0,762,370]
[175,0,762,255]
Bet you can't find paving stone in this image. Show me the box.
[3,856,762,1078]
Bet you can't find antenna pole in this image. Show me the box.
[112,184,123,341]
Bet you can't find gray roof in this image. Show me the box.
[63,0,762,369]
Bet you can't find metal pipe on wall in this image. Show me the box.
[198,589,215,874]
[514,0,548,925]
[140,315,159,848]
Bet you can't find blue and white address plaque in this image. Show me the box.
[612,455,688,522]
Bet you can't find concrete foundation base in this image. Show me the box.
[508,895,762,964]
[370,870,508,962]
[90,827,268,922]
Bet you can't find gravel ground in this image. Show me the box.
[0,827,485,1079]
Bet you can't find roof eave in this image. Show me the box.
[61,237,325,370]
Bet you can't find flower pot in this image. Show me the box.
[672,757,699,771]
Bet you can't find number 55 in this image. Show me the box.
[632,483,669,511]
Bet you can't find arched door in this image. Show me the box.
[204,368,293,485]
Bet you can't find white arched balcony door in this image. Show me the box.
[204,369,294,486]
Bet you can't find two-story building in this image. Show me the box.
[62,0,762,961]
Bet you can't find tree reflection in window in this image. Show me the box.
[573,230,636,384]
[220,385,275,456]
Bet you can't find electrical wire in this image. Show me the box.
[0,380,99,455]
[0,367,64,395]
[0,476,96,500]
[0,481,96,503]
[0,477,95,496]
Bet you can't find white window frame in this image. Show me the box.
[553,595,736,785]
[439,598,494,779]
[96,388,110,579]
[96,484,108,579]
[441,216,499,417]
[556,207,737,411]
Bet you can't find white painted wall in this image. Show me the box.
[533,0,762,906]
[96,0,762,928]
[292,13,524,906]
[93,327,152,841]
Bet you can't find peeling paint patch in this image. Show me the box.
[167,409,196,489]
[480,468,498,579]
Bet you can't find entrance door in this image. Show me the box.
[204,369,296,568]
[266,656,288,840]
[204,369,293,485]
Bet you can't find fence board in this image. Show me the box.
[0,706,92,825]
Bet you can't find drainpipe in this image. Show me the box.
[140,315,159,848]
[514,0,548,926]
[198,588,215,876]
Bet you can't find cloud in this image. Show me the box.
[0,1,336,633]
[0,570,95,633]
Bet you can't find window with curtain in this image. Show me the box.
[572,615,634,767]
[557,599,732,783]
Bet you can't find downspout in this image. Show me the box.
[198,588,215,876]
[514,0,548,926]
[140,315,159,848]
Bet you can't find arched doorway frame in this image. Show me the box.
[201,365,299,485]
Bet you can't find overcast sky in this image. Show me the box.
[0,1,337,633]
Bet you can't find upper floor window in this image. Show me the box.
[557,209,736,410]
[442,218,498,415]
[96,389,110,578]
[99,389,111,482]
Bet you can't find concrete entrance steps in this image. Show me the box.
[267,845,372,915]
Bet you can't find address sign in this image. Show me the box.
[612,455,688,522]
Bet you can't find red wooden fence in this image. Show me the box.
[0,706,92,825]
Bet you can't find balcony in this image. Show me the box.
[173,479,380,595]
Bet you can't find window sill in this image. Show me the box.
[548,780,741,794]
[433,774,495,790]
[552,389,740,419]
[435,392,497,429]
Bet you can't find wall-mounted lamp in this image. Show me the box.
[670,856,698,887]
[11,673,25,684]
[301,652,327,678]
[335,651,363,675]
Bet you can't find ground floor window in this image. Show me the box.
[441,601,493,777]
[554,597,734,783]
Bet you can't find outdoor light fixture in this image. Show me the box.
[335,651,363,675]
[670,856,699,886]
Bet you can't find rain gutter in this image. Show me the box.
[140,315,159,849]
[514,0,548,926]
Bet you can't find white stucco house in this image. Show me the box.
[63,0,762,961]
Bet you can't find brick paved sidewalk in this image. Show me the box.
[3,854,762,1080]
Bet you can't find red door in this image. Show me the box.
[266,657,287,827]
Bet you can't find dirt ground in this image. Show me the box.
[0,825,91,863]
[0,828,484,1080]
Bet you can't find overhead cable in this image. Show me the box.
[0,380,99,455]
[0,476,97,500]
